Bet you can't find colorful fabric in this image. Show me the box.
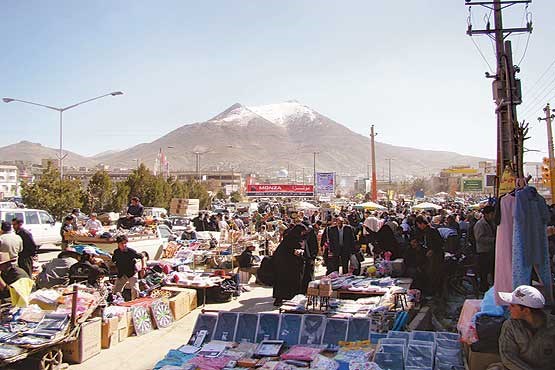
[494,194,515,305]
[8,277,34,307]
[512,186,553,304]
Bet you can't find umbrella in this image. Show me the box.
[353,201,387,211]
[412,202,442,211]
[296,201,318,210]
[435,192,449,197]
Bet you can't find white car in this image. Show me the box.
[0,208,62,246]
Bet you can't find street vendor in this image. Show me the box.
[36,250,78,288]
[112,234,146,300]
[69,250,109,286]
[180,224,198,241]
[0,252,29,299]
[84,212,104,235]
[487,285,555,370]
[60,215,74,250]
[117,197,145,229]
[237,243,260,285]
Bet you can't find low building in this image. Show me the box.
[0,165,19,198]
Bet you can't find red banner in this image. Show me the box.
[246,184,314,197]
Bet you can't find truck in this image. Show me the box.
[66,224,177,260]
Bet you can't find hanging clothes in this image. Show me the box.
[512,186,554,304]
[494,194,515,305]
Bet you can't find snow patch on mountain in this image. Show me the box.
[209,103,257,126]
[248,101,317,126]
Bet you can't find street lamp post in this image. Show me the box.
[3,91,123,180]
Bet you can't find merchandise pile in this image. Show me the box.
[153,311,463,370]
[0,284,100,364]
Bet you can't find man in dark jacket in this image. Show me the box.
[474,206,496,292]
[11,218,38,277]
[321,217,356,275]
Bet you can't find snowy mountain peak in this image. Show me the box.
[248,101,317,126]
[208,103,255,126]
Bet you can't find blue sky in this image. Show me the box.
[1,1,554,163]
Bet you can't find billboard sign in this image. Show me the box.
[316,172,335,194]
[246,184,314,197]
[462,179,483,192]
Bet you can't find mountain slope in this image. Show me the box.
[0,141,98,168]
[95,102,487,178]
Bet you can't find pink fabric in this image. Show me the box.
[494,195,515,305]
[457,299,481,344]
[280,345,322,361]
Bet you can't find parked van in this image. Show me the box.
[0,208,62,246]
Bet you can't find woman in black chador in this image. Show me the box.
[272,223,309,306]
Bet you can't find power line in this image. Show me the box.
[522,58,555,96]
[516,32,531,66]
[520,75,555,117]
[469,36,495,73]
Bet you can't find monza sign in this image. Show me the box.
[246,184,314,197]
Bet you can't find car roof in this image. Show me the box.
[0,208,48,212]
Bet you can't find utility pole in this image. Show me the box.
[385,158,393,185]
[465,0,532,195]
[539,103,555,202]
[313,152,318,200]
[370,125,378,201]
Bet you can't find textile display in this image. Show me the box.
[8,278,34,308]
[213,312,239,341]
[512,186,554,303]
[494,194,515,305]
[234,313,258,343]
[256,313,280,342]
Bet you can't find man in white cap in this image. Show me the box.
[489,285,555,370]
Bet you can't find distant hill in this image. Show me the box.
[0,141,98,168]
[0,102,488,178]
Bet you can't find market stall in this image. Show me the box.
[411,202,442,211]
[152,311,464,370]
[353,202,387,211]
[0,285,101,370]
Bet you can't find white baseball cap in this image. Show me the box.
[498,285,545,309]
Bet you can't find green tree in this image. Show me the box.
[215,189,226,200]
[21,163,84,220]
[184,179,211,210]
[84,170,113,213]
[109,182,130,212]
[230,191,242,203]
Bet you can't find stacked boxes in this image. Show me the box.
[169,198,200,216]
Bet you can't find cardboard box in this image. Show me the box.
[62,318,101,364]
[127,308,135,337]
[161,286,198,320]
[101,317,119,349]
[118,326,128,342]
[468,348,501,370]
